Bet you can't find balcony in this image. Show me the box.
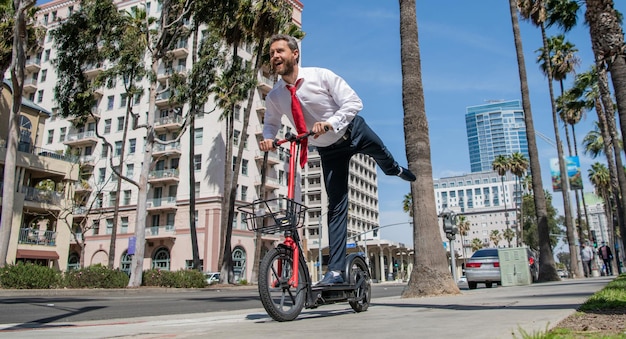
[21,186,62,207]
[79,155,96,169]
[152,142,181,157]
[257,75,275,94]
[23,77,38,93]
[74,180,92,196]
[155,90,174,107]
[157,65,187,83]
[83,62,104,79]
[255,176,281,190]
[69,108,101,124]
[25,57,41,73]
[154,115,183,132]
[148,169,180,184]
[255,150,281,165]
[18,228,57,246]
[168,40,189,59]
[146,197,177,211]
[146,224,176,240]
[64,131,98,147]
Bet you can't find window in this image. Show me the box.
[40,69,47,82]
[123,190,131,205]
[104,119,111,134]
[59,127,66,142]
[126,164,134,178]
[109,192,117,206]
[234,105,241,121]
[44,49,50,62]
[194,154,201,171]
[241,159,248,175]
[46,130,53,144]
[194,128,203,145]
[117,117,124,131]
[98,168,106,183]
[129,138,136,153]
[115,141,122,156]
[241,185,248,201]
[134,92,142,105]
[120,93,127,108]
[152,248,170,270]
[106,218,113,235]
[195,182,200,196]
[101,145,108,158]
[37,90,44,103]
[92,220,100,235]
[234,130,240,146]
[121,217,129,233]
[107,96,114,110]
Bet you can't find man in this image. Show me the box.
[580,242,594,278]
[598,241,614,276]
[259,34,416,285]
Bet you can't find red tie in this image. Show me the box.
[287,80,307,168]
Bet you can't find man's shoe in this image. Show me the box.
[397,166,416,182]
[316,271,344,285]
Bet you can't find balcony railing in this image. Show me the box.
[21,186,62,205]
[146,224,175,237]
[18,228,57,246]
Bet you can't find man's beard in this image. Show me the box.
[277,58,295,76]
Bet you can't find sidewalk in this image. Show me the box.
[0,276,612,339]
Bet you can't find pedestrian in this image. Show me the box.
[580,242,594,278]
[597,241,614,276]
[259,34,416,285]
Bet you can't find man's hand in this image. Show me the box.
[312,121,332,139]
[259,139,275,152]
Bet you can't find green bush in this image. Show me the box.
[0,262,62,289]
[64,264,129,288]
[142,269,207,288]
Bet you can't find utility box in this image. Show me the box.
[498,247,531,287]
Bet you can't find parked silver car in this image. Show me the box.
[465,248,501,289]
[466,248,539,289]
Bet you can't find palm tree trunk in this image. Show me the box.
[399,0,459,297]
[507,0,559,281]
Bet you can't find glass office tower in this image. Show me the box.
[466,100,529,172]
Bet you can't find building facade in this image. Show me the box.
[0,80,79,268]
[434,170,520,259]
[466,100,529,173]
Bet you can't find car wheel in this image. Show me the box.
[468,281,477,289]
[485,282,493,288]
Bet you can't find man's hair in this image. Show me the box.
[269,34,300,62]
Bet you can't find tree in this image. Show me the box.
[507,0,559,282]
[399,0,459,297]
[585,0,626,163]
[509,152,529,246]
[503,228,516,248]
[0,0,37,266]
[490,230,502,247]
[457,215,470,259]
[470,238,484,252]
[492,154,511,234]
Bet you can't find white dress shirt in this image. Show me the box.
[262,67,363,147]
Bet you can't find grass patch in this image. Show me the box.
[579,275,626,312]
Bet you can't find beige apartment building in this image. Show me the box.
[17,0,410,282]
[0,80,79,268]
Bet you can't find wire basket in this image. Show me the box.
[237,198,308,234]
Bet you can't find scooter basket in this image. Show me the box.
[237,198,308,234]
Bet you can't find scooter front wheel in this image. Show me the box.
[258,247,306,321]
[348,255,371,312]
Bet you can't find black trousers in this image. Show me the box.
[317,115,400,273]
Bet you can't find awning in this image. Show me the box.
[16,249,59,260]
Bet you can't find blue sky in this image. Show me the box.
[36,1,626,245]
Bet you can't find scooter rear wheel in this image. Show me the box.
[348,255,371,312]
[258,247,306,321]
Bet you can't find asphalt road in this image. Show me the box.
[0,283,407,325]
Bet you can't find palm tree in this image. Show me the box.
[492,154,512,236]
[509,152,529,246]
[584,0,626,166]
[402,193,413,217]
[457,215,470,260]
[520,0,579,279]
[588,162,616,252]
[490,230,502,247]
[399,0,459,297]
[470,238,484,252]
[503,228,516,247]
[507,0,559,281]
